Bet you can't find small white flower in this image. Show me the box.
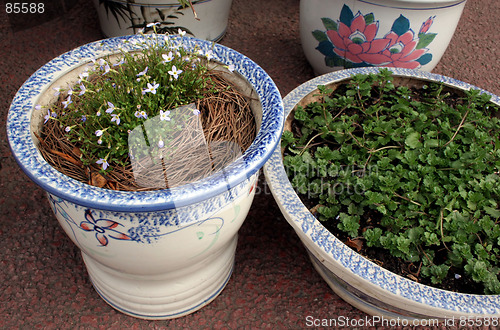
[43,109,53,123]
[160,110,171,121]
[192,109,201,116]
[78,71,89,82]
[79,84,86,96]
[135,111,148,119]
[162,51,174,63]
[65,126,71,132]
[205,50,214,61]
[137,66,148,77]
[94,59,110,74]
[53,86,62,97]
[168,65,183,80]
[106,101,115,113]
[62,96,72,109]
[226,64,235,72]
[113,57,125,67]
[35,104,43,111]
[96,158,109,170]
[111,114,120,125]
[177,28,186,37]
[95,130,103,137]
[146,22,160,28]
[158,140,165,148]
[142,81,159,95]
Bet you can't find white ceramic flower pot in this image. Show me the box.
[93,0,232,41]
[300,0,467,75]
[263,67,500,321]
[7,35,284,319]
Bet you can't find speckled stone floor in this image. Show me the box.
[0,0,498,328]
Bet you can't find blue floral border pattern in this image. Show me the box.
[47,172,256,247]
[264,67,500,316]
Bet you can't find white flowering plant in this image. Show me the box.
[40,26,235,174]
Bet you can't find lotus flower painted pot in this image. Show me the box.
[263,67,500,320]
[300,0,467,75]
[7,35,284,319]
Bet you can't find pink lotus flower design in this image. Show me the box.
[313,5,437,70]
[381,30,427,69]
[326,13,390,65]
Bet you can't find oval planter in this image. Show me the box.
[263,67,500,320]
[7,35,284,319]
[300,0,467,75]
[93,0,232,41]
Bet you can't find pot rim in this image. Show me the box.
[355,0,467,7]
[264,67,500,315]
[7,35,284,212]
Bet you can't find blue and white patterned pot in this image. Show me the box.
[301,0,467,75]
[263,67,500,321]
[7,35,284,319]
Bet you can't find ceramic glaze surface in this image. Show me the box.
[263,67,500,319]
[93,0,233,41]
[300,0,467,75]
[7,35,283,319]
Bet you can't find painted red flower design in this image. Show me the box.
[380,30,426,69]
[419,16,435,34]
[326,13,390,65]
[80,209,132,246]
[313,5,437,69]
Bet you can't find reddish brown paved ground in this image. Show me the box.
[0,0,498,328]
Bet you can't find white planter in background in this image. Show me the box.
[93,0,232,41]
[300,0,467,75]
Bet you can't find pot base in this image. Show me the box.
[82,236,237,319]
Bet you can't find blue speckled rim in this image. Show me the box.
[264,67,500,315]
[7,35,284,212]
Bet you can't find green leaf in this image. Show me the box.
[312,30,328,43]
[315,146,342,161]
[337,213,360,237]
[391,15,410,36]
[405,131,421,149]
[364,227,383,247]
[484,206,500,218]
[364,13,374,25]
[281,130,296,145]
[416,33,437,49]
[321,18,338,31]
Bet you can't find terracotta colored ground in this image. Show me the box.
[0,0,498,328]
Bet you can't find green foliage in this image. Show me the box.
[282,68,500,294]
[42,30,225,172]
